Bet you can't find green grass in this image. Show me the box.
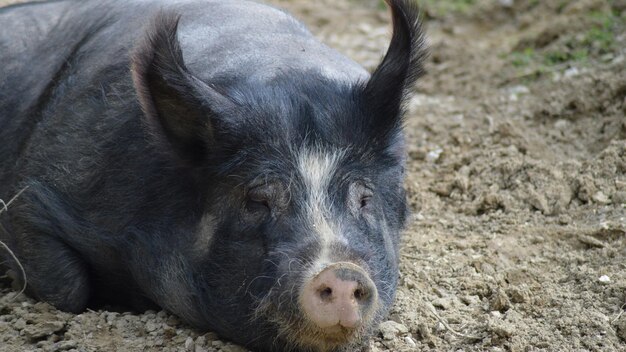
[510,48,536,68]
[543,48,588,65]
[509,9,623,70]
[583,11,622,53]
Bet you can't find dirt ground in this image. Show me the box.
[1,0,625,351]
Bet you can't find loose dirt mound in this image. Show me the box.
[1,0,625,351]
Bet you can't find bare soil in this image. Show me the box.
[1,0,625,351]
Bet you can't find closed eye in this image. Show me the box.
[360,195,371,209]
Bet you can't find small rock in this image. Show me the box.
[157,310,168,319]
[557,214,571,225]
[554,119,569,130]
[404,336,417,347]
[426,148,443,162]
[22,321,65,341]
[489,320,515,338]
[527,188,550,214]
[450,114,464,127]
[612,191,626,205]
[578,234,605,248]
[461,295,481,306]
[577,176,597,203]
[507,85,529,95]
[185,337,195,351]
[490,289,511,312]
[432,297,453,310]
[499,0,514,7]
[195,335,207,348]
[617,314,626,341]
[507,286,530,304]
[416,322,433,340]
[52,340,79,351]
[592,191,610,205]
[564,67,580,78]
[599,275,611,284]
[379,320,408,340]
[145,321,159,333]
[166,315,180,327]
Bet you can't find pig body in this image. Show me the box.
[0,0,425,350]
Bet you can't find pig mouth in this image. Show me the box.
[250,283,377,351]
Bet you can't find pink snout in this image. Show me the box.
[300,262,377,331]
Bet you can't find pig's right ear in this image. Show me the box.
[131,11,234,163]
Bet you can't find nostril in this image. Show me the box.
[301,263,379,330]
[319,286,333,301]
[353,287,367,301]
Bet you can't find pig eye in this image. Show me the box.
[349,182,373,215]
[360,194,372,209]
[246,186,273,213]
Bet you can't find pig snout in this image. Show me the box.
[300,262,377,331]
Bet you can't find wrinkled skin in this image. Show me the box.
[0,0,425,350]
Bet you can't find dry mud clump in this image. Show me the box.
[1,0,626,351]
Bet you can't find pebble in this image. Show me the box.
[507,85,529,95]
[564,67,580,78]
[554,119,569,130]
[426,147,443,162]
[507,286,530,304]
[598,275,611,284]
[612,191,626,205]
[22,321,65,340]
[490,289,511,312]
[489,319,515,338]
[379,320,408,340]
[617,314,626,342]
[185,337,195,351]
[432,297,453,310]
[592,191,610,205]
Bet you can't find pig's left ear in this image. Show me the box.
[363,0,426,139]
[131,11,235,163]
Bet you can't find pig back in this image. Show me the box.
[0,0,370,211]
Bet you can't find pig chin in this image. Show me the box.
[253,299,378,352]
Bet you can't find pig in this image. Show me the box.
[0,0,425,350]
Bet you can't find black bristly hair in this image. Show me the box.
[131,10,235,165]
[360,0,427,143]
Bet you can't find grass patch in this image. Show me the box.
[543,48,588,65]
[509,9,623,71]
[583,11,622,54]
[510,48,536,67]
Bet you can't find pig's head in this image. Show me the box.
[131,0,425,350]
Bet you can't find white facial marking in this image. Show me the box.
[297,146,347,270]
[193,214,216,256]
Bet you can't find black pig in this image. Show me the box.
[0,0,425,350]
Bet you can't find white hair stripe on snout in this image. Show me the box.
[296,146,346,267]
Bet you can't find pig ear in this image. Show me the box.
[131,11,234,162]
[363,0,426,135]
